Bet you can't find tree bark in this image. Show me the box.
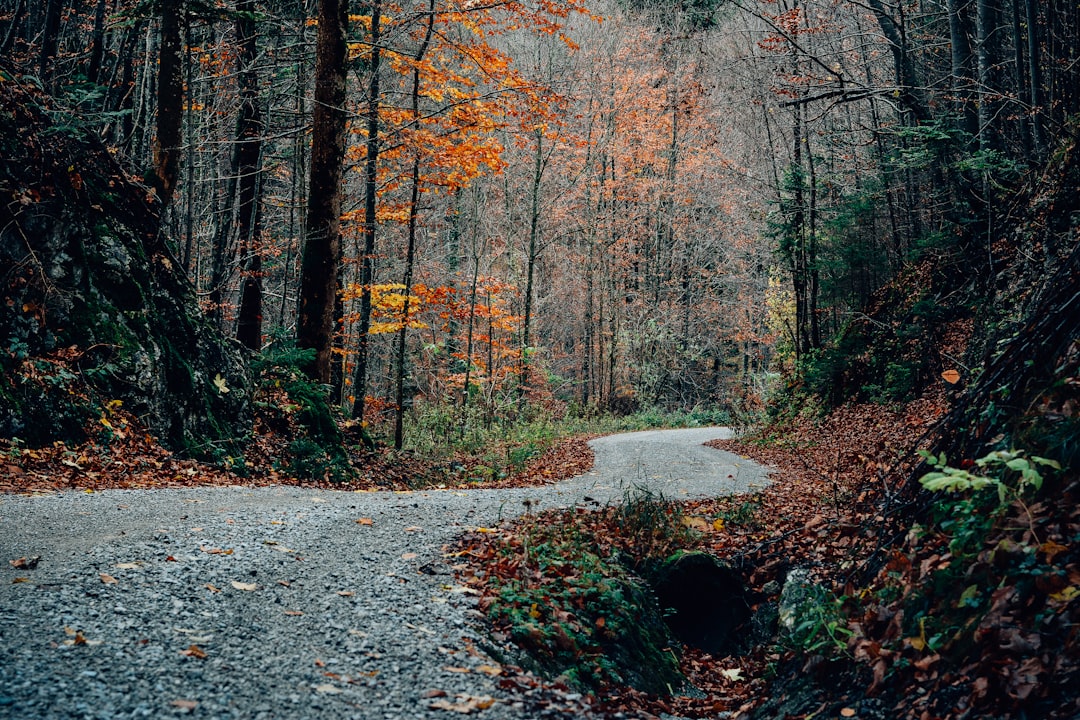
[519,129,544,404]
[87,0,108,85]
[349,0,382,420]
[234,0,265,351]
[297,0,349,383]
[38,0,63,88]
[948,0,978,138]
[393,0,435,449]
[151,0,184,207]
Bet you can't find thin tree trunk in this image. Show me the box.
[0,0,25,57]
[948,0,978,138]
[234,0,265,351]
[1025,0,1044,156]
[393,0,434,449]
[87,0,108,84]
[519,129,543,404]
[38,0,63,88]
[350,0,382,419]
[976,0,1000,151]
[865,0,932,124]
[297,0,349,383]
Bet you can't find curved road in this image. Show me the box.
[0,428,769,719]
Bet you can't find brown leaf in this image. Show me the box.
[284,610,303,616]
[336,590,355,597]
[180,644,207,659]
[170,700,198,710]
[9,556,40,570]
[230,581,257,591]
[99,573,118,584]
[356,517,374,525]
[941,369,961,384]
[429,695,495,714]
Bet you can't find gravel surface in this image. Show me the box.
[0,428,769,719]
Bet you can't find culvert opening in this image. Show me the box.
[649,551,752,655]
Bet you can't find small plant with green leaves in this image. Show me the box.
[918,449,1060,504]
[484,510,683,694]
[778,573,852,656]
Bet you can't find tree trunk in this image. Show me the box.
[234,0,265,351]
[393,0,434,449]
[151,0,183,207]
[948,0,978,138]
[349,0,382,419]
[297,0,349,383]
[864,0,932,124]
[1025,0,1044,156]
[0,0,25,57]
[519,129,544,404]
[38,0,63,88]
[975,0,1000,151]
[86,0,108,85]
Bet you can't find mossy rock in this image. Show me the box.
[0,75,251,454]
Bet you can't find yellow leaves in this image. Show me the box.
[429,695,495,714]
[213,373,230,394]
[680,515,725,533]
[356,517,374,525]
[1049,586,1079,604]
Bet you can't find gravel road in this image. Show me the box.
[0,428,769,720]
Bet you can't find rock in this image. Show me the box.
[0,77,250,455]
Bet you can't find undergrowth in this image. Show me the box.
[401,399,732,483]
[466,489,702,695]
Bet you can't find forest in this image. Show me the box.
[1,0,1079,718]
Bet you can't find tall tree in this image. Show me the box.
[233,0,265,351]
[349,0,382,420]
[151,0,184,207]
[297,0,349,382]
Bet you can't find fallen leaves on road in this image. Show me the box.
[180,644,207,659]
[9,556,40,570]
[429,694,495,713]
[230,581,257,591]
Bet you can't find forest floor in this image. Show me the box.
[454,395,950,719]
[6,390,1076,719]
